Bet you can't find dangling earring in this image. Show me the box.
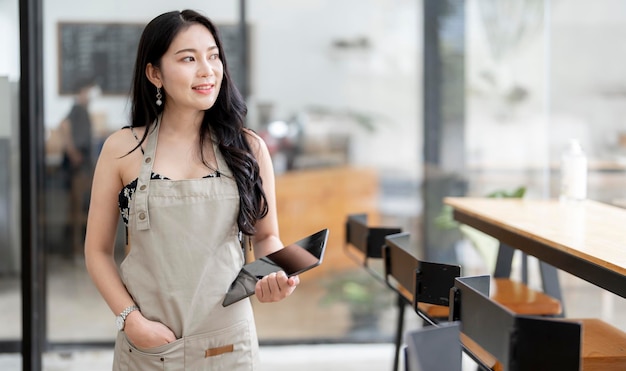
[156,87,163,106]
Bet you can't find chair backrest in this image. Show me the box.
[405,322,462,371]
[415,260,461,308]
[383,233,461,310]
[382,232,417,300]
[450,276,581,371]
[345,213,401,260]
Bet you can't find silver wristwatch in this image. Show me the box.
[116,305,139,331]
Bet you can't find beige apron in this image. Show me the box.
[112,119,259,370]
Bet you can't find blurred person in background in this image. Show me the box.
[59,74,99,261]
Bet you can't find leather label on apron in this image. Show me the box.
[205,344,234,357]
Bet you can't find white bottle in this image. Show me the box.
[560,139,587,201]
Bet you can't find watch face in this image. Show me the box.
[116,316,124,331]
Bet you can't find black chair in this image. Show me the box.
[382,232,461,371]
[383,232,461,325]
[404,322,462,371]
[449,275,581,371]
[386,232,562,320]
[345,213,401,265]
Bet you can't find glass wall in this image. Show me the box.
[465,0,550,199]
[246,0,422,342]
[0,0,22,346]
[548,0,626,205]
[459,0,626,328]
[545,0,626,327]
[41,1,245,344]
[464,0,626,204]
[36,0,423,347]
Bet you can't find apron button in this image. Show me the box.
[139,184,147,191]
[145,157,152,164]
[138,212,146,220]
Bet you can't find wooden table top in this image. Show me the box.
[444,197,626,295]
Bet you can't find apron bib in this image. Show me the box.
[112,119,259,370]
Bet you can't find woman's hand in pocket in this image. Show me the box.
[123,311,177,349]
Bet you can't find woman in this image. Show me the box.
[85,10,297,370]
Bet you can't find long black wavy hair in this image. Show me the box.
[129,9,267,235]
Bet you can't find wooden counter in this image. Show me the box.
[444,197,626,297]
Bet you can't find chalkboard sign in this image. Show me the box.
[58,22,249,96]
[217,24,249,97]
[58,22,144,95]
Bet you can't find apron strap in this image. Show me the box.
[211,138,232,178]
[134,116,160,231]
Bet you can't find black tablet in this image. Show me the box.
[243,228,329,278]
[222,229,330,307]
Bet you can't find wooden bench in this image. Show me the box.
[345,216,561,371]
[457,318,626,371]
[452,275,626,370]
[384,233,562,321]
[418,277,562,319]
[573,318,626,371]
[452,275,579,370]
[346,214,562,320]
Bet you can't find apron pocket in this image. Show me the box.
[116,332,184,371]
[184,320,253,370]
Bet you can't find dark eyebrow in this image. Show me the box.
[174,45,219,55]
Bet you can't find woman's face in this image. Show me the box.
[153,24,224,113]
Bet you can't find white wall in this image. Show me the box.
[0,0,20,81]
